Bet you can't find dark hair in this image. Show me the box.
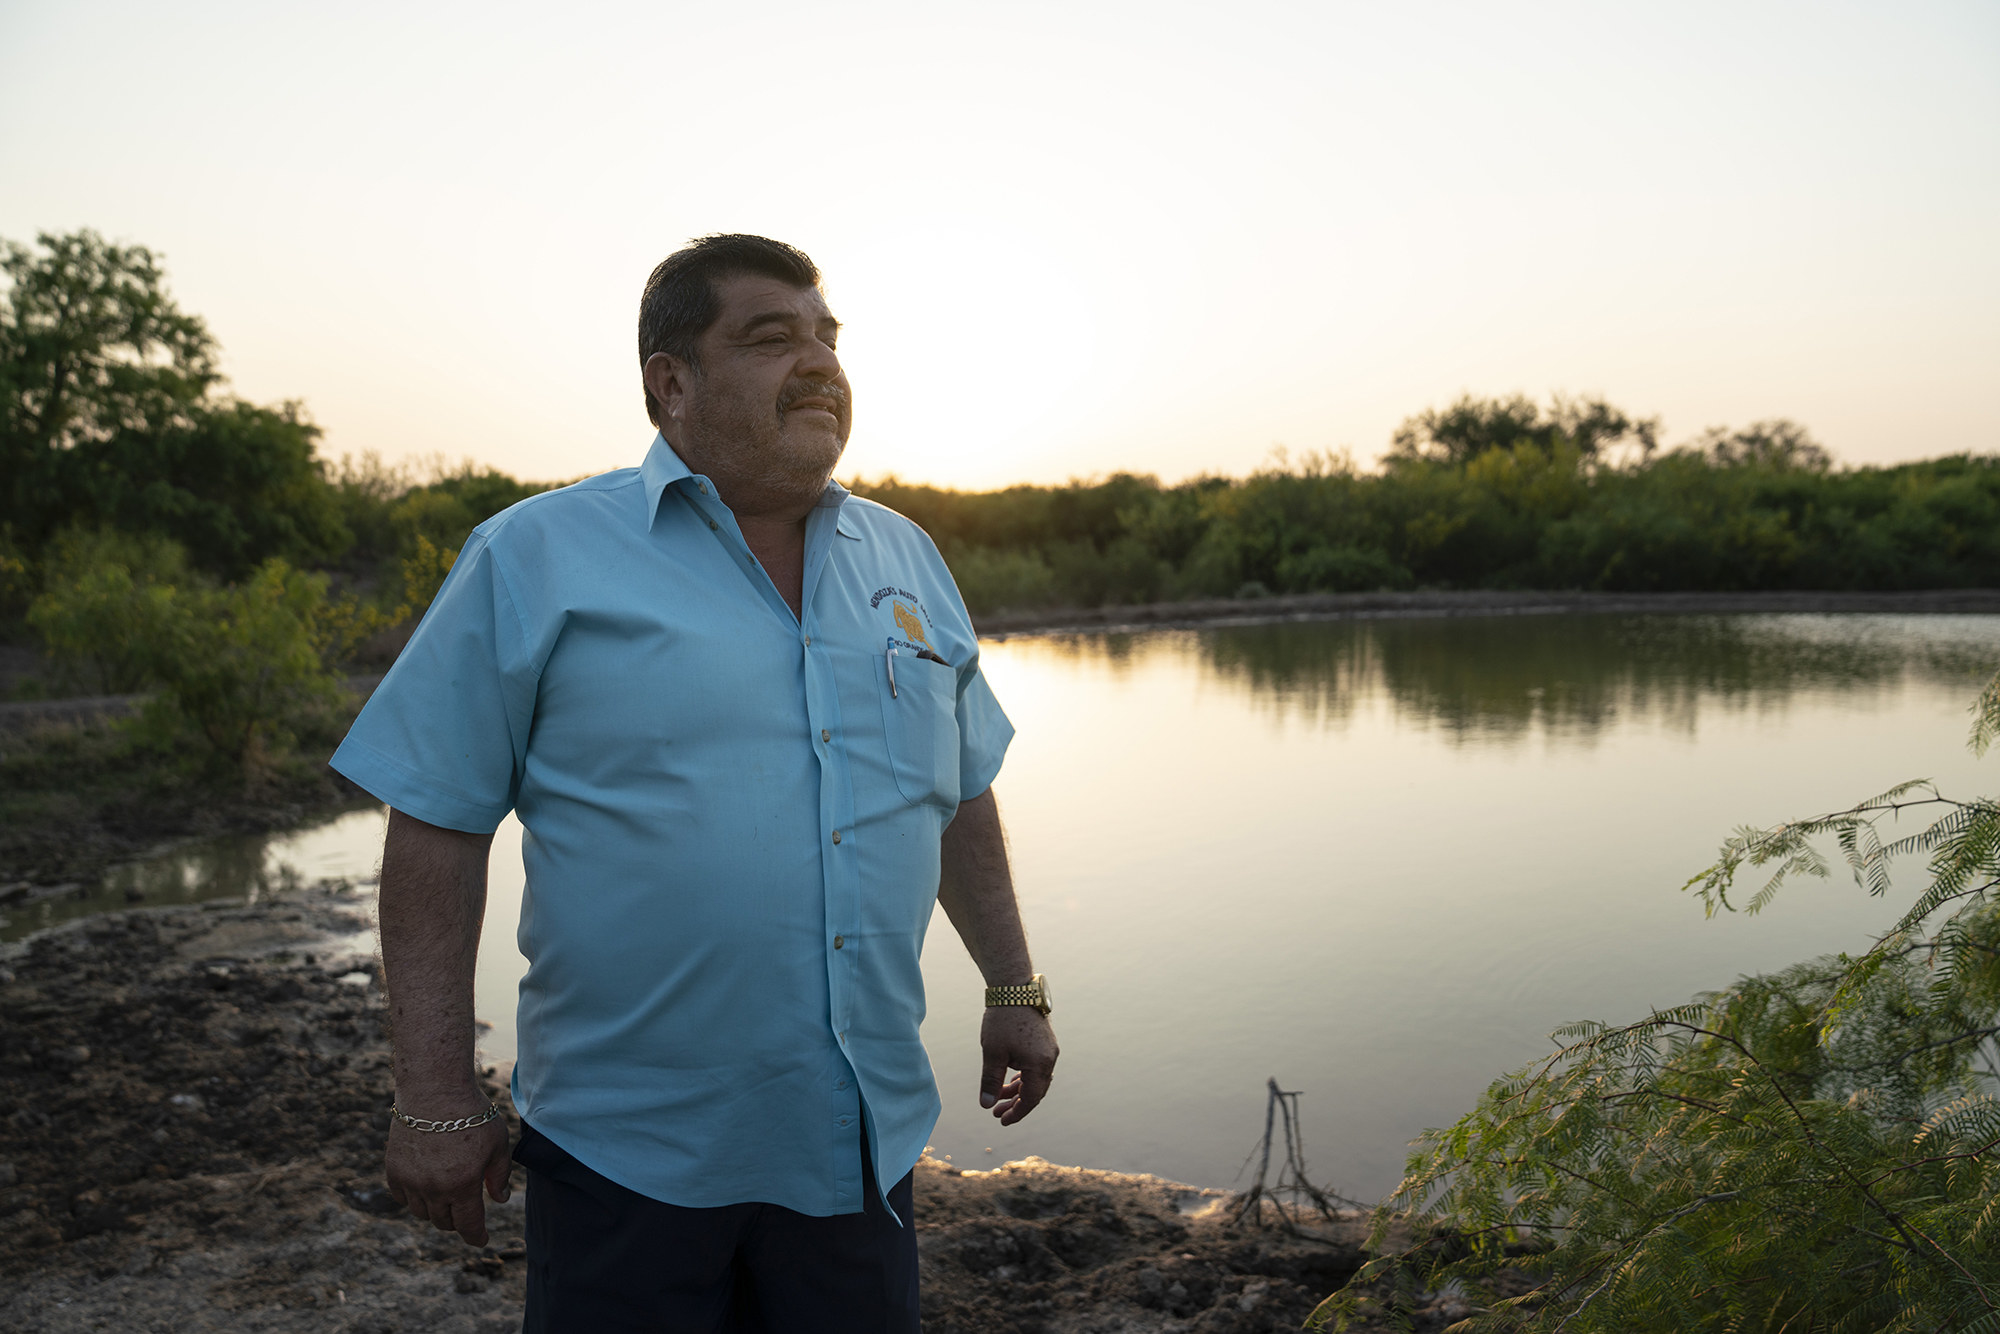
[637,234,822,425]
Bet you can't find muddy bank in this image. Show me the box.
[0,888,1477,1333]
[0,737,371,892]
[0,670,381,890]
[973,587,2000,637]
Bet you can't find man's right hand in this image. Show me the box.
[386,1112,513,1247]
[377,810,505,1246]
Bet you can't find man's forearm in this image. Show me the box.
[379,808,494,1110]
[937,787,1033,985]
[939,786,1058,1124]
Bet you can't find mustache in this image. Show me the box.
[778,379,850,415]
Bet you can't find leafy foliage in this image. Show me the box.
[26,533,379,776]
[1310,676,2000,1332]
[26,527,192,693]
[0,230,217,548]
[319,450,557,591]
[128,559,348,776]
[1974,677,2000,761]
[0,531,28,621]
[850,411,2000,615]
[1388,393,1659,466]
[0,229,348,573]
[76,395,349,576]
[311,534,458,670]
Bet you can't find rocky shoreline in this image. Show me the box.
[0,886,1483,1333]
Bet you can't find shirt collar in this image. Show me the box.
[642,432,859,536]
[640,433,694,529]
[823,478,864,539]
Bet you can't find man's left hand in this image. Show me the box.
[979,1008,1059,1126]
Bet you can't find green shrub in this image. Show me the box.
[1275,545,1412,593]
[1312,673,2000,1332]
[28,529,352,776]
[947,545,1058,615]
[26,527,193,693]
[0,527,31,619]
[132,558,345,775]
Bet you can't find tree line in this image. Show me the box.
[10,228,1999,628]
[7,224,2000,755]
[857,408,2000,615]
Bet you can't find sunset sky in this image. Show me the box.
[3,1,1995,490]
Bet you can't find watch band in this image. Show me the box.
[984,973,1051,1015]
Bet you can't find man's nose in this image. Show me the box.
[797,333,842,380]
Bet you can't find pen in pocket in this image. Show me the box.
[886,643,953,699]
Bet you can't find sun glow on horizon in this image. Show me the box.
[3,1,1995,491]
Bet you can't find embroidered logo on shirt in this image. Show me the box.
[870,586,936,653]
[892,601,932,650]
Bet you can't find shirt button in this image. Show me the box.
[838,1117,850,1127]
[697,481,708,494]
[835,1078,847,1090]
[833,935,844,949]
[820,728,830,743]
[803,634,812,647]
[831,830,841,845]
[706,519,718,531]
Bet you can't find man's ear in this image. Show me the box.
[643,353,692,432]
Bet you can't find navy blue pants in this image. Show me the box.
[514,1121,920,1333]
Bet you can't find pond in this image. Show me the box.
[12,612,1998,1200]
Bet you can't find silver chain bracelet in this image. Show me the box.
[390,1100,504,1134]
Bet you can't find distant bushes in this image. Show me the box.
[23,525,464,780]
[852,410,2000,615]
[8,227,1999,642]
[26,529,194,695]
[324,451,556,587]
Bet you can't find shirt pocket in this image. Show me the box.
[873,652,962,810]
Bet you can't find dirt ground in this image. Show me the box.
[0,887,1483,1333]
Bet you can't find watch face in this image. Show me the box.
[1033,973,1052,1013]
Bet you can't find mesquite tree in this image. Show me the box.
[1315,672,2000,1332]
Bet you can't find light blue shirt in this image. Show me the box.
[330,434,1012,1218]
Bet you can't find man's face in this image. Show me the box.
[664,274,852,507]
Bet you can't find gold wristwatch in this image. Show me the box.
[984,973,1052,1016]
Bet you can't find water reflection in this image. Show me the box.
[935,613,2000,1194]
[12,614,2000,1198]
[1037,614,2000,741]
[0,804,386,943]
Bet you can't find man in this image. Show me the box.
[330,234,1058,1331]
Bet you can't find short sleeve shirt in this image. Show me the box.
[329,434,1013,1217]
